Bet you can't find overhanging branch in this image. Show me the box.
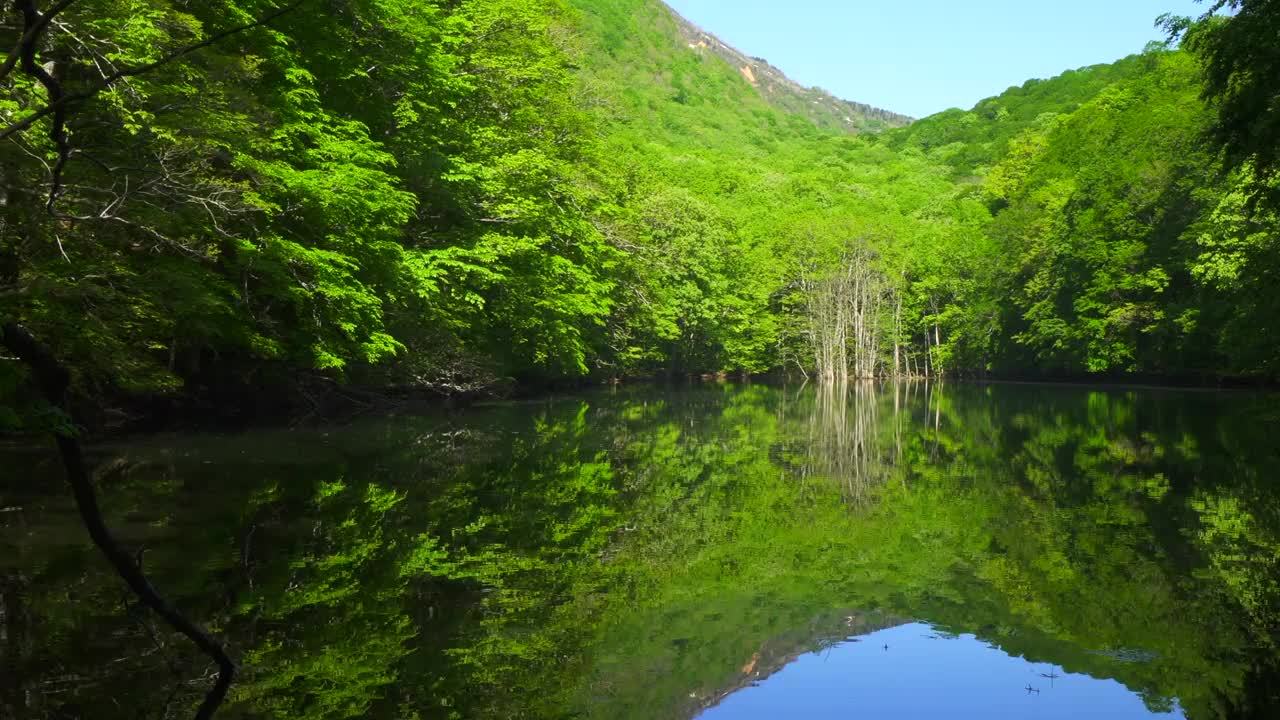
[0,322,238,719]
[0,0,307,146]
[0,0,76,83]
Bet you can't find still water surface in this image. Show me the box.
[698,623,1181,719]
[1,382,1278,719]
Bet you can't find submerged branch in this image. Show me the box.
[0,321,237,719]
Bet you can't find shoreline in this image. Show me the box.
[4,370,1276,444]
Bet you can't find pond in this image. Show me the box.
[1,381,1278,719]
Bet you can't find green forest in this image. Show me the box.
[3,0,1279,425]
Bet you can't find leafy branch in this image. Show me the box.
[3,0,308,212]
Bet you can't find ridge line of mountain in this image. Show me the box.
[659,1,914,133]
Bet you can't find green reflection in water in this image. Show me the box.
[1,382,1278,719]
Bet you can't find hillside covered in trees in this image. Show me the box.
[2,0,1278,425]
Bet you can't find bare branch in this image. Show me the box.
[0,102,62,140]
[0,322,238,720]
[0,0,76,83]
[12,0,72,209]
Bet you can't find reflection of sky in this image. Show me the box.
[697,623,1183,720]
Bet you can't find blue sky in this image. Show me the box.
[662,0,1212,118]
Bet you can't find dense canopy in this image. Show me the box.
[1,0,1278,424]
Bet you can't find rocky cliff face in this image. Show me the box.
[666,3,913,133]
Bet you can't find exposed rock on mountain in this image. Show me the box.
[666,3,913,133]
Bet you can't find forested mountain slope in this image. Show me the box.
[663,3,913,133]
[912,48,1279,378]
[887,55,1151,175]
[0,0,1277,428]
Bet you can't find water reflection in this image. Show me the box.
[1,383,1278,719]
[800,381,889,502]
[699,623,1183,720]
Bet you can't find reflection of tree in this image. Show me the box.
[3,384,1280,720]
[908,386,1280,719]
[802,381,887,503]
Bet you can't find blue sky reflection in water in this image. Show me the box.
[698,623,1182,719]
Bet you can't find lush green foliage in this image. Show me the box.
[2,0,1278,421]
[1165,1,1280,184]
[1,0,614,408]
